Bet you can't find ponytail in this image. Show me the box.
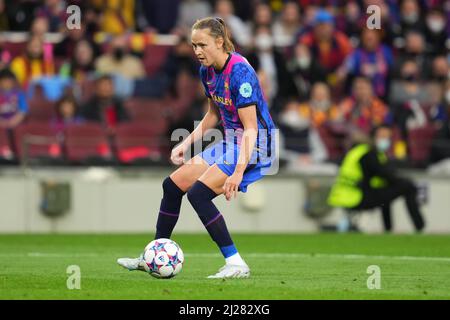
[192,17,235,53]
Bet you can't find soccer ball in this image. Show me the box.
[142,238,184,278]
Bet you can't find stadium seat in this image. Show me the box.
[78,78,97,103]
[13,122,63,164]
[124,98,170,123]
[408,125,437,167]
[64,122,114,165]
[115,122,168,164]
[2,41,27,59]
[142,45,171,76]
[26,98,55,123]
[317,125,346,162]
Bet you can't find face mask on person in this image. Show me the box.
[427,18,445,33]
[402,73,418,82]
[297,56,311,68]
[311,99,330,111]
[255,34,273,51]
[280,109,309,129]
[376,138,391,152]
[27,51,43,60]
[403,13,419,24]
[113,48,125,61]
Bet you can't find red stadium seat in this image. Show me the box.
[124,98,169,123]
[317,125,346,162]
[13,122,62,162]
[64,123,113,164]
[408,125,437,167]
[143,45,171,76]
[2,41,27,60]
[115,122,168,164]
[26,98,55,123]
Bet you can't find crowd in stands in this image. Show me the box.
[0,0,449,168]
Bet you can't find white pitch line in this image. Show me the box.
[0,252,449,262]
[187,252,450,262]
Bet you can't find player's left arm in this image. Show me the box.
[223,105,258,201]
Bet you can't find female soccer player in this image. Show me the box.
[118,17,276,278]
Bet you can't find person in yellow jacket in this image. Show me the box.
[328,125,425,232]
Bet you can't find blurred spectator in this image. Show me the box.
[227,0,253,22]
[81,75,129,131]
[339,77,391,134]
[10,35,55,88]
[286,42,328,101]
[95,35,145,80]
[136,0,180,34]
[429,55,450,83]
[0,0,8,32]
[5,0,41,31]
[177,0,212,33]
[54,21,100,59]
[301,4,319,28]
[431,81,450,163]
[393,30,431,78]
[337,1,364,44]
[298,9,353,86]
[0,69,28,129]
[246,26,296,110]
[51,94,84,133]
[338,28,393,99]
[277,97,329,165]
[424,7,449,55]
[272,1,302,48]
[214,0,251,48]
[389,60,431,137]
[298,82,341,128]
[59,39,96,82]
[427,81,446,126]
[92,0,135,34]
[163,35,198,96]
[30,16,50,38]
[35,0,68,33]
[250,2,273,30]
[396,0,426,37]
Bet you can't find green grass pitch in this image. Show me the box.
[1,233,449,300]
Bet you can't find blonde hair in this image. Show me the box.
[192,17,235,53]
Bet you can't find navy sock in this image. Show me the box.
[155,177,186,239]
[187,181,237,258]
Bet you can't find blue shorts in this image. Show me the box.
[200,140,273,193]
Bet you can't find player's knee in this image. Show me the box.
[187,181,215,208]
[162,176,185,196]
[186,182,203,207]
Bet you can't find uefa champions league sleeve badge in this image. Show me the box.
[239,82,252,98]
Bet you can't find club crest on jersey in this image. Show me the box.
[239,82,252,98]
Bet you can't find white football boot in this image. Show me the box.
[207,264,250,279]
[117,253,146,271]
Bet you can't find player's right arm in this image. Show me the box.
[170,98,220,165]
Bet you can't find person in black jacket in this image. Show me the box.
[81,74,129,131]
[354,125,425,232]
